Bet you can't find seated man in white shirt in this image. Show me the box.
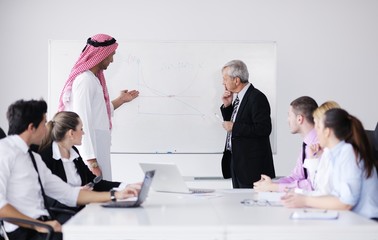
[0,99,140,240]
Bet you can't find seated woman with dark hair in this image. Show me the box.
[282,108,378,220]
[38,111,140,218]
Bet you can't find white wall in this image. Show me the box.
[1,0,377,179]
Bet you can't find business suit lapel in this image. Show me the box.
[74,158,89,185]
[55,159,68,182]
[235,84,254,120]
[71,146,90,185]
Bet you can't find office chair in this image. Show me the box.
[365,122,378,172]
[0,218,53,240]
[0,128,5,139]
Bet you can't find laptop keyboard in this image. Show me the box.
[189,188,215,194]
[102,200,138,208]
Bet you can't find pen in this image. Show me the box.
[214,113,224,122]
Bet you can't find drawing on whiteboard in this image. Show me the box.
[122,55,208,117]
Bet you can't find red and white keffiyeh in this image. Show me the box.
[58,34,118,129]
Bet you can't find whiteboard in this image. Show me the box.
[48,41,276,154]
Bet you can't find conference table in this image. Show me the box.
[63,189,378,240]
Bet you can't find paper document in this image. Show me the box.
[257,192,285,206]
[291,210,339,220]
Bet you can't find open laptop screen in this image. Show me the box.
[139,163,214,194]
[102,170,155,208]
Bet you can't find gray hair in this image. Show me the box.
[222,60,249,83]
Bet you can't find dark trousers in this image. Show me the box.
[5,215,63,240]
[6,227,62,240]
[230,155,251,188]
[3,211,73,240]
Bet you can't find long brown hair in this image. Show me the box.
[324,108,375,178]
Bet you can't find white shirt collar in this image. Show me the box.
[234,82,251,102]
[52,141,80,162]
[9,135,29,154]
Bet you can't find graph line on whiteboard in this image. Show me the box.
[126,55,207,117]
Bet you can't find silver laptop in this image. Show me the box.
[139,162,214,194]
[101,170,155,208]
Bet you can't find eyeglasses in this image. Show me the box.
[240,199,271,206]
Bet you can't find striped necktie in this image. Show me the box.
[225,95,240,151]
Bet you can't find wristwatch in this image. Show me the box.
[89,162,98,168]
[110,189,116,202]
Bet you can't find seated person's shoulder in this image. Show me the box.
[30,144,40,153]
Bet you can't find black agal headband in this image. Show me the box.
[82,37,116,52]
[87,37,116,47]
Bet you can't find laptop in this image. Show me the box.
[101,170,155,208]
[139,162,215,194]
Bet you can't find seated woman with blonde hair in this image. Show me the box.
[38,111,140,221]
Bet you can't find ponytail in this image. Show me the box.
[39,120,54,151]
[325,108,375,178]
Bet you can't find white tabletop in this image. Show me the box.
[63,189,378,240]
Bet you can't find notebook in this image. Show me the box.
[139,162,214,194]
[101,170,155,208]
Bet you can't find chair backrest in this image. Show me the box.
[0,128,6,139]
[0,218,53,240]
[365,122,378,166]
[0,129,6,240]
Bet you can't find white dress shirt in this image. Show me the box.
[52,141,82,187]
[306,148,333,196]
[328,141,378,219]
[0,135,81,232]
[305,141,378,218]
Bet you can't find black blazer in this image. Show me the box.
[221,84,275,186]
[38,143,121,212]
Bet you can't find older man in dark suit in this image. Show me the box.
[220,60,275,188]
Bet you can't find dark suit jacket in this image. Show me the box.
[38,143,121,212]
[0,127,6,139]
[221,84,275,186]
